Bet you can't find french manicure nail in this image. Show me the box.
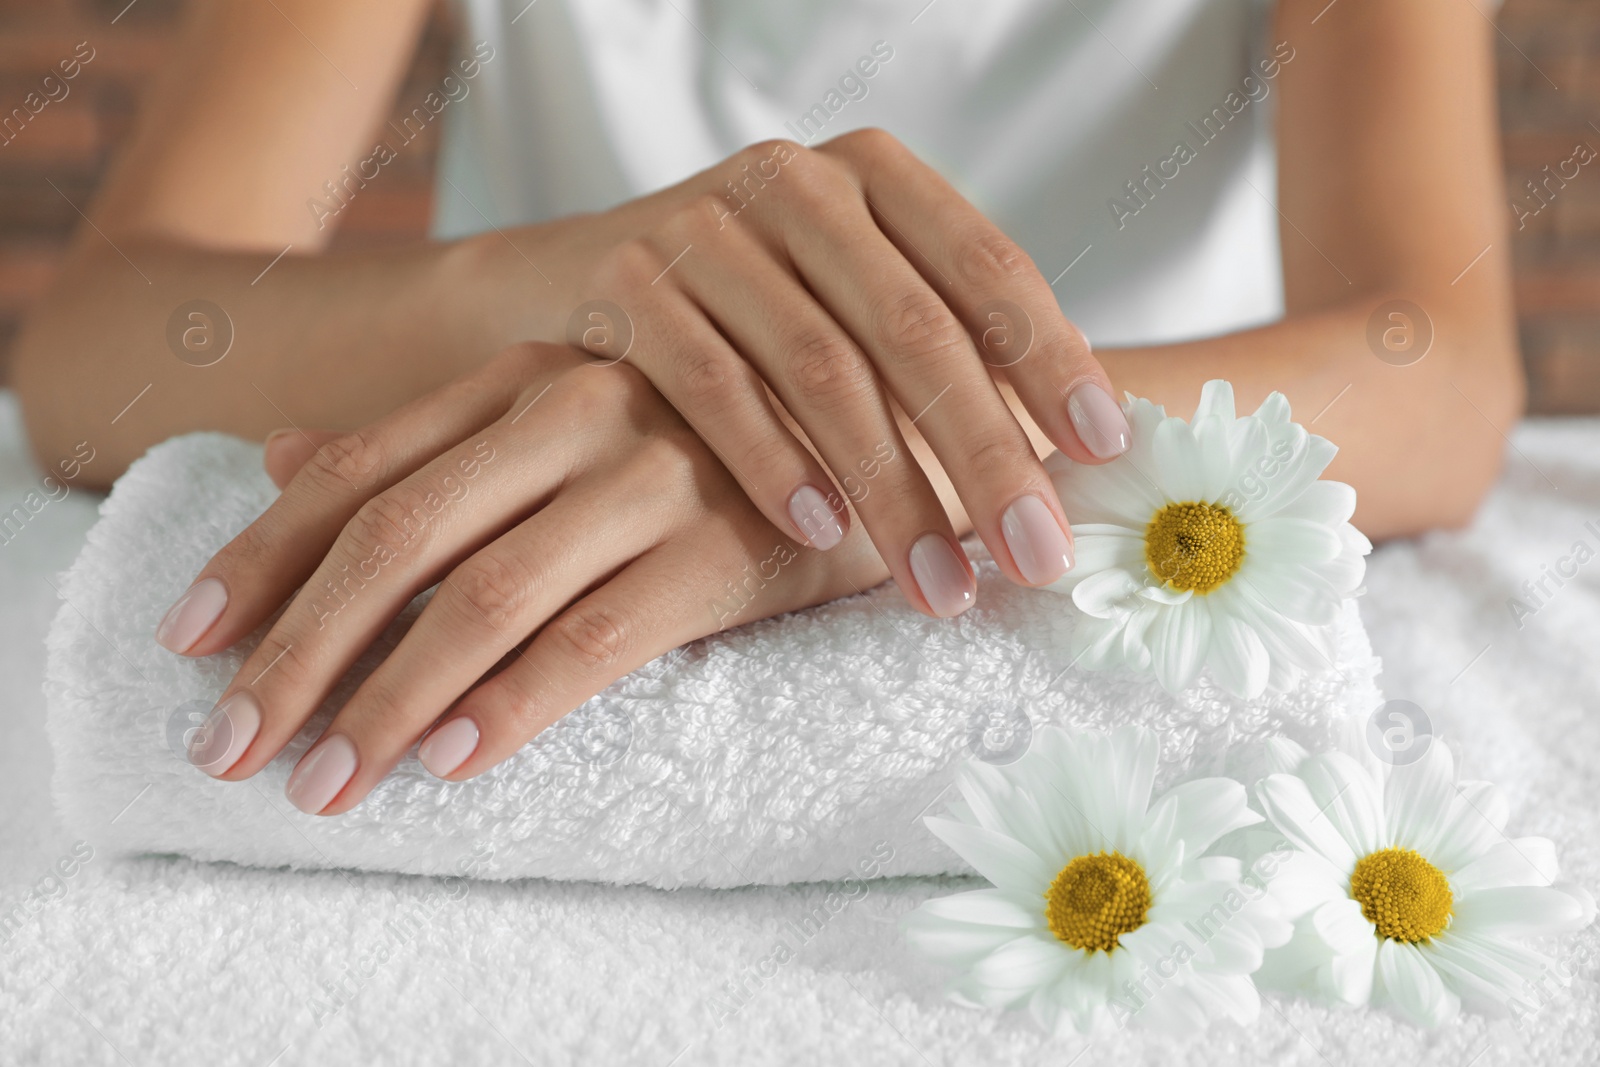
[155,577,228,653]
[285,734,358,814]
[909,533,976,617]
[1066,382,1132,459]
[419,718,479,778]
[1001,495,1075,585]
[188,691,260,777]
[788,484,844,550]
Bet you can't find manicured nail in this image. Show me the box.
[285,734,358,814]
[908,533,976,617]
[788,484,844,550]
[1001,495,1075,585]
[156,577,228,653]
[1066,382,1131,459]
[419,718,479,778]
[188,691,260,777]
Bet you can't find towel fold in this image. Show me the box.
[46,433,1383,888]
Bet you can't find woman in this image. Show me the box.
[10,0,1520,815]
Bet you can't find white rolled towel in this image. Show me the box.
[46,434,1383,888]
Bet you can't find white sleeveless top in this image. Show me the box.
[432,0,1284,347]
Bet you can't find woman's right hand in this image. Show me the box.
[168,342,892,814]
[500,128,1131,618]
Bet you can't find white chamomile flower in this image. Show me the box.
[1044,380,1370,698]
[1250,738,1596,1027]
[903,726,1291,1038]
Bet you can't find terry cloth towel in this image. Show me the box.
[46,433,1384,888]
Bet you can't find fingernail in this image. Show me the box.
[156,577,228,653]
[1066,382,1131,459]
[908,533,976,617]
[264,427,297,448]
[285,734,358,814]
[788,484,844,550]
[419,718,479,778]
[1001,495,1075,585]
[188,691,260,777]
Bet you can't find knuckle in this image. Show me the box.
[450,552,538,633]
[674,347,739,413]
[742,137,806,168]
[963,428,1032,482]
[347,486,433,555]
[305,430,388,495]
[738,429,799,478]
[545,603,631,671]
[957,229,1035,284]
[823,125,899,158]
[784,333,873,405]
[594,239,660,291]
[877,291,970,366]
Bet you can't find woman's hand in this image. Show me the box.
[160,343,889,815]
[507,129,1131,617]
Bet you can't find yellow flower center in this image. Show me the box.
[1044,851,1151,952]
[1348,847,1454,943]
[1144,501,1245,594]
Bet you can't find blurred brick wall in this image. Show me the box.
[1,0,1598,412]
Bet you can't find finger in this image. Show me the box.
[197,384,585,783]
[575,272,849,550]
[770,197,1075,587]
[661,222,975,616]
[281,464,675,814]
[418,540,802,782]
[157,346,539,659]
[818,128,1132,464]
[264,428,343,490]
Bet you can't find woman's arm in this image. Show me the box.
[1064,0,1522,540]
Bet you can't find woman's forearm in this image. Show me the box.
[9,230,544,488]
[982,289,1523,542]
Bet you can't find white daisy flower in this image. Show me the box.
[1250,738,1596,1027]
[903,726,1291,1037]
[1044,380,1370,698]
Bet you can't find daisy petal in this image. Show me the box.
[1256,773,1359,872]
[924,817,1056,895]
[1072,568,1143,619]
[1383,741,1457,858]
[911,887,1045,930]
[1192,379,1237,423]
[1451,837,1560,894]
[1143,777,1262,860]
[969,934,1071,1006]
[1207,607,1269,698]
[1272,479,1357,525]
[1375,939,1459,1027]
[1150,598,1211,692]
[1297,753,1384,859]
[903,914,1034,967]
[1451,886,1590,936]
[1309,896,1377,956]
[1153,417,1206,502]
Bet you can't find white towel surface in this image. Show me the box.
[46,433,1378,887]
[2,393,1596,1065]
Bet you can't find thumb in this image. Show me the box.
[263,428,345,490]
